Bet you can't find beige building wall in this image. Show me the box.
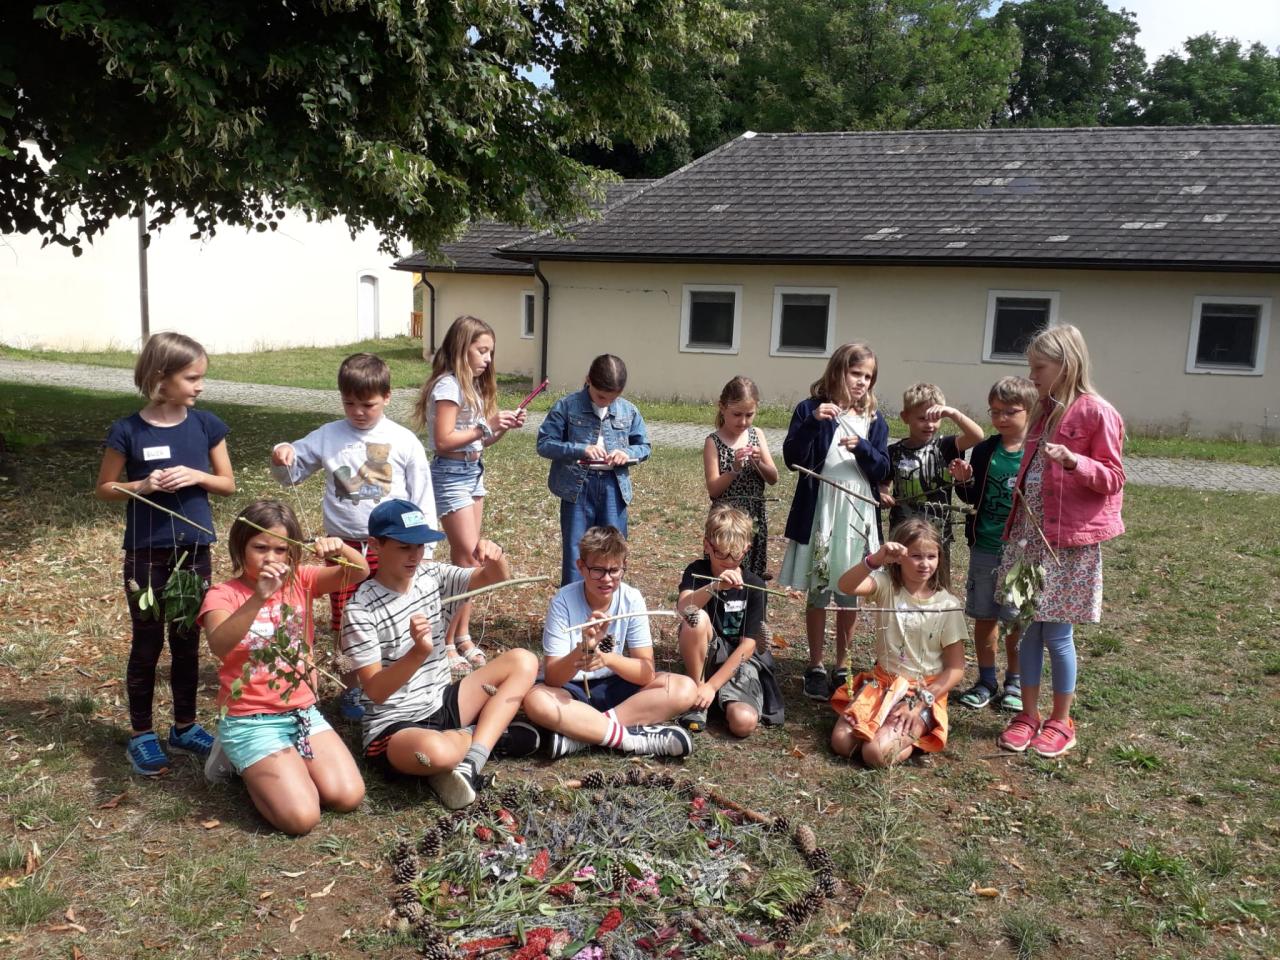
[539,261,1279,438]
[422,272,540,376]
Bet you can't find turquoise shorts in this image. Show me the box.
[218,706,332,773]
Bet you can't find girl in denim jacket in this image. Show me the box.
[536,355,651,585]
[996,324,1125,759]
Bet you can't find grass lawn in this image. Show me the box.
[5,338,1278,466]
[0,382,1278,960]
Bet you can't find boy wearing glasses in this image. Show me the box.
[523,525,697,759]
[948,376,1038,712]
[676,505,785,736]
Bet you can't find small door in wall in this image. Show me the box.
[357,274,380,340]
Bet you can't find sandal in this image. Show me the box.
[956,681,997,710]
[444,644,472,680]
[455,636,487,669]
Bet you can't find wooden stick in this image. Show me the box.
[689,573,797,601]
[517,379,550,410]
[440,575,551,605]
[565,610,678,633]
[820,605,965,613]
[792,464,880,507]
[110,485,215,536]
[1012,487,1061,566]
[233,516,365,569]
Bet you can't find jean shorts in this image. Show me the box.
[965,548,1018,622]
[430,456,487,518]
[218,705,332,773]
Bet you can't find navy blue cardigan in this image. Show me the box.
[781,398,890,544]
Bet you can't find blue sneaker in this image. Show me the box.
[127,732,171,776]
[339,687,366,721]
[168,722,215,757]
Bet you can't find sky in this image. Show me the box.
[1101,1,1280,62]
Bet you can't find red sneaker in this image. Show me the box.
[997,713,1040,753]
[1030,718,1076,758]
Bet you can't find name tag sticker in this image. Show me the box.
[401,511,426,527]
[142,445,171,461]
[724,599,747,613]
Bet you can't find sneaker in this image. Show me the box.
[1029,718,1076,758]
[803,666,829,701]
[995,682,1023,713]
[427,768,477,810]
[339,687,366,721]
[624,724,693,758]
[547,731,590,760]
[203,732,233,784]
[168,722,215,757]
[494,721,540,759]
[829,667,850,696]
[997,713,1041,753]
[678,709,707,733]
[955,681,997,710]
[126,732,171,776]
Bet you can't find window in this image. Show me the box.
[1186,297,1270,375]
[680,285,741,354]
[771,287,837,357]
[521,291,536,339]
[983,290,1058,362]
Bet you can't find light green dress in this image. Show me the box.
[778,413,881,607]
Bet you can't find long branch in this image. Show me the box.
[441,575,551,605]
[565,610,679,633]
[689,573,797,601]
[1012,487,1061,566]
[791,464,880,507]
[233,516,364,569]
[110,485,215,536]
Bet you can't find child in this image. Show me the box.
[94,332,236,776]
[830,519,968,767]
[675,505,784,736]
[199,501,368,835]
[536,355,650,586]
[412,316,526,677]
[879,382,984,583]
[704,376,779,580]
[996,324,1125,758]
[779,342,890,701]
[950,376,1038,712]
[341,499,541,809]
[271,352,436,720]
[522,526,696,759]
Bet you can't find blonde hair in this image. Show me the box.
[413,316,497,429]
[901,382,944,414]
[704,503,753,557]
[1026,324,1096,437]
[578,525,629,565]
[134,332,207,401]
[810,342,878,415]
[227,500,304,576]
[715,376,760,428]
[886,517,948,591]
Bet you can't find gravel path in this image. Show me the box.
[4,357,1279,494]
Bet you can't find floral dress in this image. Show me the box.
[997,447,1103,623]
[778,413,881,606]
[710,428,768,578]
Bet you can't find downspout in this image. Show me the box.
[534,258,550,383]
[421,274,437,355]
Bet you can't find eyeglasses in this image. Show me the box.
[585,564,626,581]
[708,546,745,563]
[987,407,1026,419]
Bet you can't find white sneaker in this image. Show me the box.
[548,732,590,760]
[624,724,693,758]
[203,732,233,784]
[427,768,477,810]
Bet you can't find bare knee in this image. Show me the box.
[324,781,365,814]
[521,685,561,726]
[505,647,539,679]
[667,673,698,710]
[267,800,323,836]
[860,739,891,768]
[830,722,857,758]
[725,704,758,739]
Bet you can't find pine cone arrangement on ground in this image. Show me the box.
[417,828,441,858]
[814,871,839,899]
[391,840,414,867]
[769,815,791,835]
[392,854,420,886]
[580,770,606,789]
[609,862,628,890]
[783,890,822,926]
[397,900,424,924]
[792,824,817,857]
[419,940,451,960]
[807,847,836,876]
[774,918,796,942]
[435,814,454,835]
[609,772,628,788]
[393,885,419,908]
[499,786,521,810]
[625,766,645,786]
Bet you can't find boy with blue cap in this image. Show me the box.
[340,499,539,808]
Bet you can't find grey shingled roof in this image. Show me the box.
[497,127,1280,271]
[394,181,653,274]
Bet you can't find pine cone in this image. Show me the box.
[769,815,791,835]
[419,940,451,960]
[814,871,839,899]
[793,824,817,856]
[609,862,628,890]
[625,766,645,786]
[676,778,695,798]
[588,814,603,831]
[417,829,441,858]
[581,770,606,789]
[397,900,424,924]
[393,884,419,907]
[435,814,454,835]
[589,790,606,806]
[655,773,675,789]
[451,808,468,825]
[391,840,414,867]
[499,786,521,810]
[413,914,439,941]
[807,847,836,876]
[609,772,628,788]
[391,855,419,886]
[784,895,818,925]
[774,918,796,942]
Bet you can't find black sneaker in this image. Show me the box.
[494,721,541,759]
[624,724,693,758]
[803,666,830,701]
[829,667,850,696]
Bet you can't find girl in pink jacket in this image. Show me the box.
[995,324,1125,759]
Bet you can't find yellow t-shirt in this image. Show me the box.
[868,570,967,679]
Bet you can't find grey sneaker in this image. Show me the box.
[624,724,693,758]
[678,709,708,733]
[427,767,478,810]
[548,731,590,760]
[203,732,233,784]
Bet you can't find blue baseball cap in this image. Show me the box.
[367,499,447,545]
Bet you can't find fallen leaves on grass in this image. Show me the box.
[310,879,336,899]
[97,792,127,809]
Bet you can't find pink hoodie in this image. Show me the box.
[1003,393,1125,548]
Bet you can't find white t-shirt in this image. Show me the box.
[429,374,483,454]
[867,570,967,679]
[542,581,652,682]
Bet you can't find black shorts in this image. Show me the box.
[363,682,462,776]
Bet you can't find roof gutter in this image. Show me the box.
[533,258,550,383]
[421,274,437,355]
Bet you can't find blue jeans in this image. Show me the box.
[1019,621,1077,693]
[559,470,627,585]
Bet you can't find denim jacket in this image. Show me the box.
[536,389,651,505]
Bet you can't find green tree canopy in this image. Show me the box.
[0,1,749,254]
[1139,34,1280,125]
[994,0,1146,126]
